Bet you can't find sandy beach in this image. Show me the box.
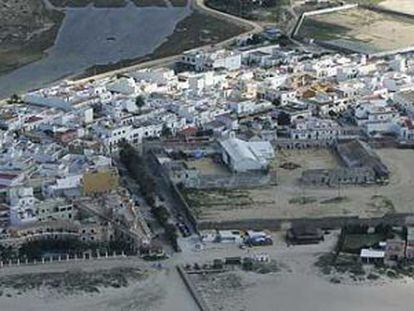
[242,272,414,311]
[186,232,414,311]
[1,233,414,310]
[0,266,198,311]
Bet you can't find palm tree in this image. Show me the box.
[7,94,21,104]
[135,96,145,113]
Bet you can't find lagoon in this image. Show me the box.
[0,2,191,98]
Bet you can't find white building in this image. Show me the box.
[8,187,37,226]
[181,49,242,72]
[290,117,341,141]
[220,137,275,173]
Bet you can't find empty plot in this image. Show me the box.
[182,149,414,224]
[380,0,414,15]
[298,8,414,53]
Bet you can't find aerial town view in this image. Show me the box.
[2,0,414,310]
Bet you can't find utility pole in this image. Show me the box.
[337,180,341,198]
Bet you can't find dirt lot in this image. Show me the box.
[186,158,229,176]
[298,7,414,53]
[380,0,414,15]
[183,148,414,223]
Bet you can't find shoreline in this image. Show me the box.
[0,8,65,77]
[63,0,262,85]
[0,0,261,99]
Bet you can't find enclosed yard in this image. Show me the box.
[297,7,414,54]
[181,148,414,224]
[185,158,229,176]
[380,0,414,15]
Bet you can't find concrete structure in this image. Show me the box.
[335,140,389,184]
[220,137,275,173]
[180,49,242,72]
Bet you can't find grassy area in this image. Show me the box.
[315,253,365,280]
[288,196,317,205]
[320,196,349,205]
[131,0,167,7]
[298,18,351,41]
[50,0,127,7]
[0,9,65,75]
[170,0,188,6]
[50,0,188,7]
[0,268,145,297]
[342,233,385,253]
[182,188,253,218]
[206,0,290,21]
[367,195,396,213]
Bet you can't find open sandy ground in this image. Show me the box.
[186,232,414,311]
[0,263,198,311]
[299,7,414,52]
[1,232,414,311]
[186,148,414,222]
[380,0,414,15]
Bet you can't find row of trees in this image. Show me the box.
[152,205,179,251]
[119,142,156,206]
[119,143,179,251]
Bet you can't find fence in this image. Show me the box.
[291,4,358,37]
[0,251,129,270]
[176,265,211,311]
[197,213,411,231]
[186,172,276,189]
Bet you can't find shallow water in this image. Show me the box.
[0,2,191,98]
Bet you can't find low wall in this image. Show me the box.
[187,172,276,189]
[292,4,358,37]
[362,4,414,20]
[176,265,210,311]
[0,251,128,269]
[197,213,411,231]
[296,4,414,57]
[273,138,334,149]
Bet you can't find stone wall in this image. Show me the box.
[301,167,375,186]
[186,171,277,189]
[197,213,411,231]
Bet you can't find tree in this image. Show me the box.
[165,223,179,252]
[277,111,291,126]
[7,94,21,105]
[161,124,172,137]
[135,96,145,113]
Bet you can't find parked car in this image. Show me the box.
[176,222,191,237]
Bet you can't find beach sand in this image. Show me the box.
[0,268,197,311]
